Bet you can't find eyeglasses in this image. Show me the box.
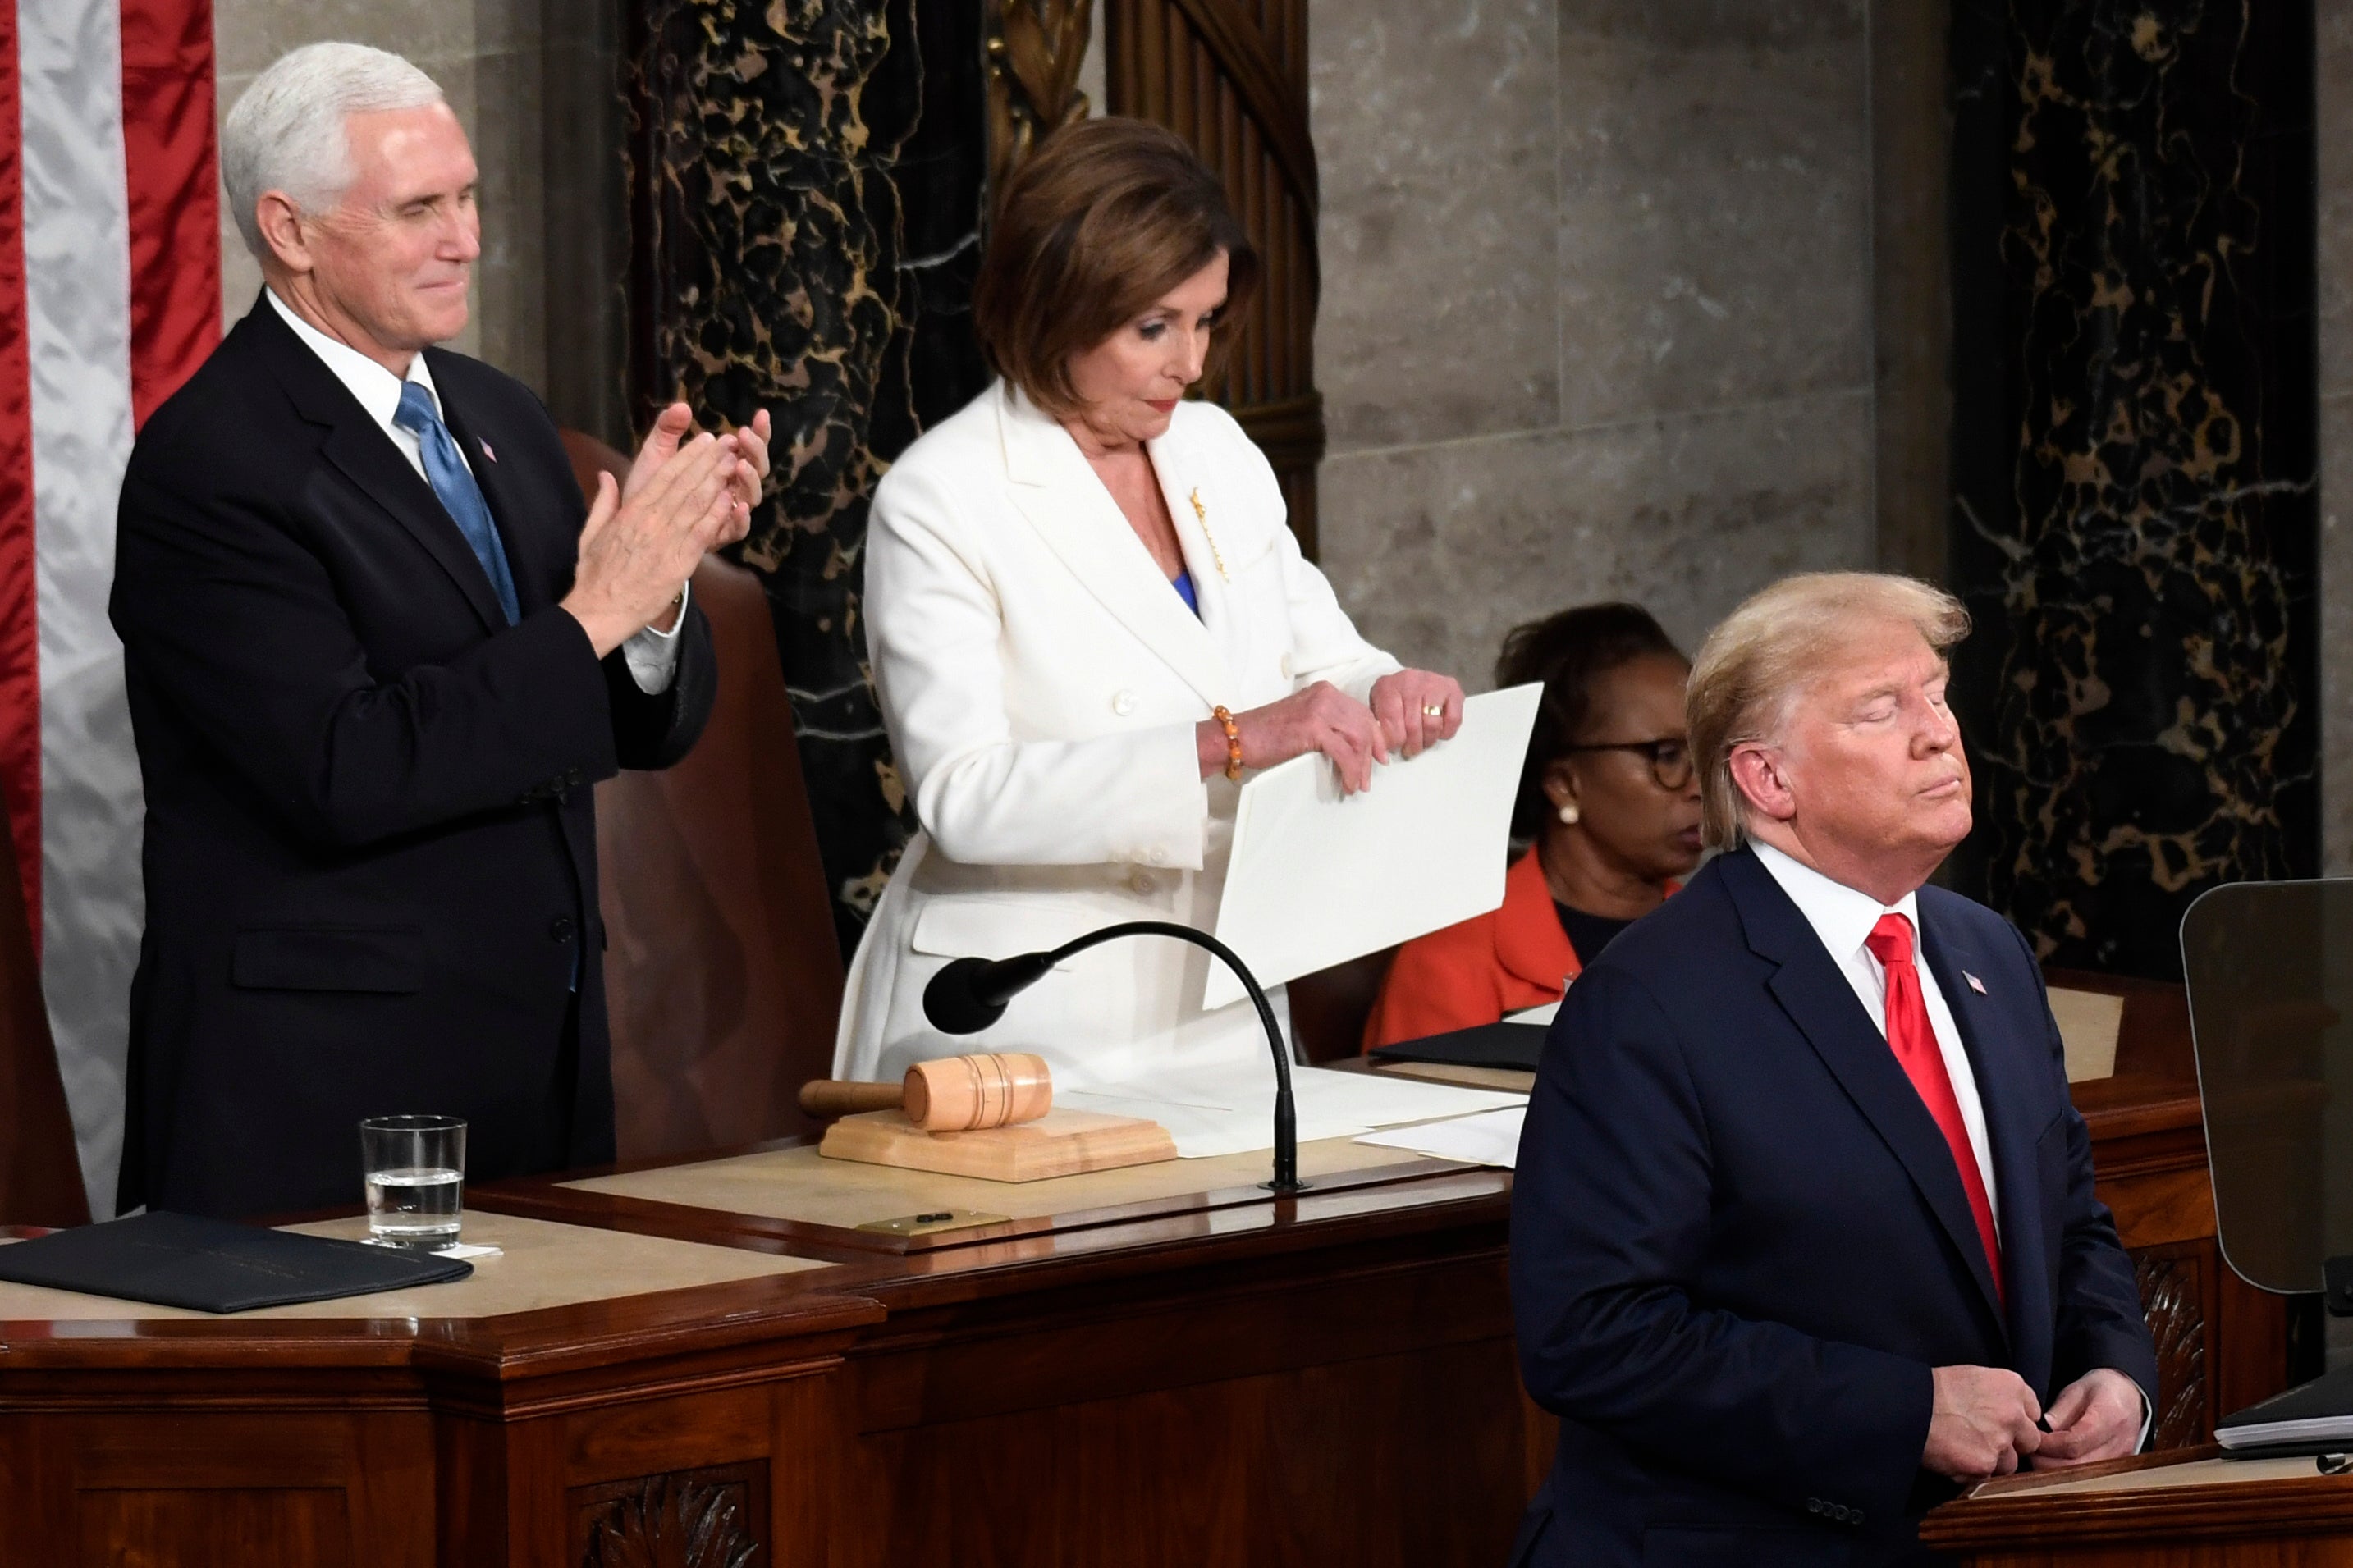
[1559,737,1694,791]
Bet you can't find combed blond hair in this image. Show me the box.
[1687,573,1970,848]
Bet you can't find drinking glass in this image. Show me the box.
[359,1114,466,1248]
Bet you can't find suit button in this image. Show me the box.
[549,915,577,943]
[1111,689,1137,716]
[1147,847,1169,866]
[1128,871,1156,895]
[1848,1509,1865,1526]
[1805,1499,1823,1515]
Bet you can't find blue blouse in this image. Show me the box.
[1170,567,1201,618]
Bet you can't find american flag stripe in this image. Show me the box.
[7,0,217,1213]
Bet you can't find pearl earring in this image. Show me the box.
[1558,802,1580,825]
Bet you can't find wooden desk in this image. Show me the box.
[0,969,2295,1564]
[488,1136,1536,1566]
[0,1212,871,1565]
[0,1141,1535,1566]
[1920,1446,2353,1564]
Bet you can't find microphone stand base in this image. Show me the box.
[1260,1180,1314,1195]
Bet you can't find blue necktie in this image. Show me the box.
[391,381,520,624]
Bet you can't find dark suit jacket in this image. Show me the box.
[1508,847,2157,1567]
[110,295,716,1219]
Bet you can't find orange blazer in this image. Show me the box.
[1361,848,1674,1051]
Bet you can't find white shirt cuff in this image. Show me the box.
[621,580,690,694]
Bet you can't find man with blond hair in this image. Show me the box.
[1508,573,2156,1566]
[111,43,771,1218]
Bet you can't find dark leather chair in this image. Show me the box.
[562,432,845,1157]
[1284,947,1399,1064]
[0,790,90,1226]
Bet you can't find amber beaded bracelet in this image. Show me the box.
[1211,705,1243,781]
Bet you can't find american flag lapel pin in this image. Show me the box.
[1963,971,1987,995]
[478,437,497,464]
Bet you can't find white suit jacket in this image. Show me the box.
[833,381,1399,1090]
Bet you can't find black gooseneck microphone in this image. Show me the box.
[921,920,1307,1194]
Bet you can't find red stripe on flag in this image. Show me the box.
[119,0,220,428]
[0,7,43,942]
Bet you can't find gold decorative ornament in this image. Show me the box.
[983,0,1093,201]
[1189,488,1229,580]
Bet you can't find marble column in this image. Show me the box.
[626,0,991,956]
[1945,0,2319,977]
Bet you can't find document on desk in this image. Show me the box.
[1203,683,1543,1010]
[1355,1106,1526,1168]
[1059,1063,1527,1159]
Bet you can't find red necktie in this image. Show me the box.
[1865,913,2003,1304]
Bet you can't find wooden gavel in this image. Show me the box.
[799,1052,1053,1132]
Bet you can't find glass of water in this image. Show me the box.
[359,1114,466,1249]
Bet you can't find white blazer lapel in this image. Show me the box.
[1150,425,1239,640]
[996,386,1235,708]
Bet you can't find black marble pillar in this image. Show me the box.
[626,0,991,957]
[1945,0,2319,979]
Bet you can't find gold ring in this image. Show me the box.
[1421,703,1444,718]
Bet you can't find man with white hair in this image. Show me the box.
[109,43,769,1218]
[1508,573,2158,1566]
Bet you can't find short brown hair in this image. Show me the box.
[1687,573,1971,849]
[972,117,1260,418]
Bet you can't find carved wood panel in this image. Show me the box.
[983,0,1093,203]
[570,1461,767,1568]
[2132,1241,2212,1451]
[1103,0,1325,555]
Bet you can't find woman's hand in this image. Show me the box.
[1370,669,1466,757]
[1197,681,1389,793]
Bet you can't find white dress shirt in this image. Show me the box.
[265,288,685,693]
[1752,839,1999,1230]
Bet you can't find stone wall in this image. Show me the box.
[1307,0,1879,688]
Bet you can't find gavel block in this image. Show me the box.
[801,1053,1175,1182]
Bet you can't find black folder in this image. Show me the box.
[1367,1020,1550,1073]
[0,1209,473,1314]
[2217,1361,2353,1456]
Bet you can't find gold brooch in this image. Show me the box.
[1189,487,1229,580]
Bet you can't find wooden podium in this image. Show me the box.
[0,967,2300,1564]
[0,1138,1536,1566]
[1921,1447,2353,1565]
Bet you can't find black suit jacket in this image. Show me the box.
[1508,848,2158,1567]
[110,295,716,1219]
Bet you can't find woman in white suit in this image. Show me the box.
[834,119,1463,1092]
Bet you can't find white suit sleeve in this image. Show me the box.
[1272,519,1400,702]
[1207,408,1400,704]
[866,468,1208,870]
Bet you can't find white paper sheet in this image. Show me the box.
[1057,1063,1527,1159]
[1204,684,1543,1009]
[1353,1106,1527,1168]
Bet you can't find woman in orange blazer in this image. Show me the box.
[1363,605,1704,1049]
